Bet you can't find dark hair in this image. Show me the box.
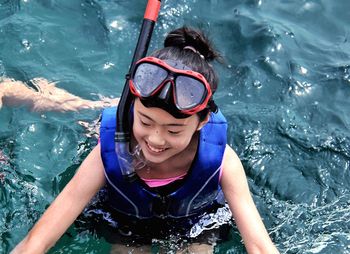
[150,26,222,120]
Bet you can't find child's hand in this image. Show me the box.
[0,78,39,109]
[0,78,13,109]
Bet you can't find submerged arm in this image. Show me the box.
[0,78,119,112]
[11,144,106,254]
[221,145,279,254]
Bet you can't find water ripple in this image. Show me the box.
[265,191,350,253]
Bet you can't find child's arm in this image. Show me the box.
[220,145,279,254]
[0,78,119,112]
[11,144,106,254]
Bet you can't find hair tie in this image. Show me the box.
[183,46,205,60]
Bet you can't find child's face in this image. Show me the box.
[133,98,204,164]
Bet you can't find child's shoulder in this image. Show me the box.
[223,145,243,170]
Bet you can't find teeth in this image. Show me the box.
[147,142,166,153]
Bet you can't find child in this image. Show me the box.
[11,27,279,254]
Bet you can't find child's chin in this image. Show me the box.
[143,151,168,164]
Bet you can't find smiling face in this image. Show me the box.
[132,98,207,164]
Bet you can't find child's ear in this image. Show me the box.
[197,113,210,131]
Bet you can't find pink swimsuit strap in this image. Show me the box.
[140,172,188,188]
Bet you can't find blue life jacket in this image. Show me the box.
[100,107,227,219]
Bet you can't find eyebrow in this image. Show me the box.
[138,112,186,127]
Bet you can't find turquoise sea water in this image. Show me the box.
[1,0,350,253]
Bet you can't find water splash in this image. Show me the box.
[189,204,232,238]
[288,78,313,96]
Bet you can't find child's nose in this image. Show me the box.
[148,130,166,146]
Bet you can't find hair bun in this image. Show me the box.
[164,26,221,62]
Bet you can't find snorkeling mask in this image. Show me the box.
[129,57,213,118]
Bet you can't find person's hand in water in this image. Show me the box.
[0,77,119,112]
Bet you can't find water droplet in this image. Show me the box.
[300,66,308,75]
[253,80,262,88]
[103,62,114,70]
[276,43,282,51]
[21,39,31,50]
[285,31,295,38]
[110,20,119,29]
[28,124,36,132]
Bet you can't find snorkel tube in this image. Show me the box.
[115,0,161,181]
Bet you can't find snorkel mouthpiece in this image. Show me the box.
[114,133,137,181]
[115,134,148,181]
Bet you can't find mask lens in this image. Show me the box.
[133,63,168,96]
[175,76,206,109]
